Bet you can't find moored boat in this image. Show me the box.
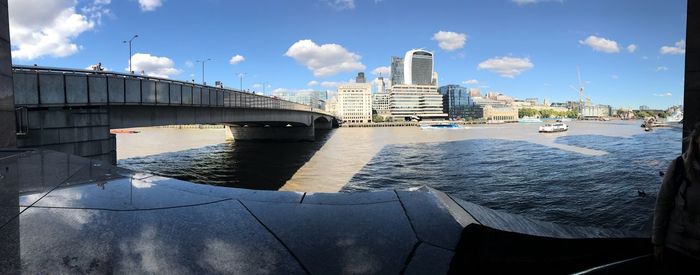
[419,122,461,129]
[539,123,568,133]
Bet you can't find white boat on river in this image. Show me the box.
[539,123,568,133]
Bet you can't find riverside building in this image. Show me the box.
[337,83,373,123]
[389,84,446,120]
[438,85,473,120]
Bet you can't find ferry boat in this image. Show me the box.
[519,116,543,123]
[539,123,568,133]
[556,118,572,122]
[419,122,460,129]
[666,111,683,123]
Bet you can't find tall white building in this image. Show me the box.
[338,83,373,123]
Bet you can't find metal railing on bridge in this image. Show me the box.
[12,65,332,116]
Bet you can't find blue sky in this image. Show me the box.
[8,0,687,109]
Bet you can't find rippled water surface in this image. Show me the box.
[343,125,681,232]
[119,122,682,232]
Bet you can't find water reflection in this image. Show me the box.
[119,130,335,190]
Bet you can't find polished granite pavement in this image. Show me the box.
[0,149,646,274]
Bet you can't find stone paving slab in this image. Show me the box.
[404,242,454,275]
[146,176,304,203]
[0,200,306,274]
[396,190,466,250]
[25,177,228,210]
[242,200,418,275]
[302,190,397,205]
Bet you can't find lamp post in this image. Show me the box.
[197,58,212,85]
[123,35,138,74]
[238,72,247,92]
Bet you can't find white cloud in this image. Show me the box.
[184,60,194,68]
[643,56,649,60]
[321,81,342,88]
[326,0,355,10]
[371,66,390,76]
[660,40,686,55]
[512,0,562,5]
[285,39,365,77]
[81,0,112,26]
[228,54,245,65]
[432,31,467,51]
[656,66,669,72]
[252,83,263,89]
[8,0,101,60]
[611,74,619,79]
[127,53,180,78]
[138,0,163,11]
[579,35,620,53]
[307,80,319,86]
[627,44,637,53]
[653,92,672,97]
[463,79,479,85]
[477,56,534,78]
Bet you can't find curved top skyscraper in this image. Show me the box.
[403,49,434,85]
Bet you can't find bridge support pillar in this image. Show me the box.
[17,107,117,164]
[0,0,15,149]
[225,125,315,141]
[314,119,333,130]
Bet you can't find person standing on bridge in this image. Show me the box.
[653,122,700,272]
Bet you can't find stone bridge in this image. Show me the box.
[11,66,336,164]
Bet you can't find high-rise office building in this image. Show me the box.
[403,49,433,85]
[356,72,366,83]
[390,56,404,86]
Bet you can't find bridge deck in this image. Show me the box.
[12,66,331,116]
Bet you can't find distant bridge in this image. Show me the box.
[11,66,336,164]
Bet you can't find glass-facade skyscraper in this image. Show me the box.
[404,50,433,85]
[438,85,473,119]
[390,56,404,86]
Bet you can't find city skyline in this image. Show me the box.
[7,0,687,109]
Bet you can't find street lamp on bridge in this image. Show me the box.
[238,72,247,92]
[123,35,138,74]
[197,58,212,85]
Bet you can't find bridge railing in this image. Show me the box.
[11,66,332,116]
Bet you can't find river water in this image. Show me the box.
[117,121,682,232]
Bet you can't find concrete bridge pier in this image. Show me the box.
[225,124,315,141]
[314,118,333,130]
[16,107,116,164]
